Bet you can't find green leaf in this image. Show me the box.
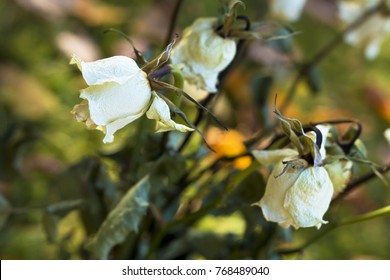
[0,193,11,231]
[49,157,121,235]
[87,175,151,259]
[42,199,83,243]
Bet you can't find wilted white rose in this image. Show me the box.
[339,0,390,60]
[252,148,334,229]
[171,18,237,93]
[71,55,193,143]
[270,0,307,22]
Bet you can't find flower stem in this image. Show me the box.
[279,0,386,113]
[277,204,390,255]
[164,0,184,47]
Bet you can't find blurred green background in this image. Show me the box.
[0,0,390,259]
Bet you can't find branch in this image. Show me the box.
[164,0,184,47]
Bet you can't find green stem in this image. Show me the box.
[277,204,390,255]
[342,205,390,225]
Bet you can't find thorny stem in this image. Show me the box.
[279,0,387,113]
[277,204,390,255]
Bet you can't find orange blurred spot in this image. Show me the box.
[206,128,252,170]
[363,85,390,122]
[223,67,251,104]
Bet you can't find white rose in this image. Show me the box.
[339,0,390,60]
[252,148,334,229]
[270,0,307,22]
[171,18,237,93]
[71,55,193,143]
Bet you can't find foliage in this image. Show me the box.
[1,0,390,260]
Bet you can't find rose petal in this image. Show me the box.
[103,111,146,143]
[252,149,298,165]
[80,78,151,126]
[284,166,333,229]
[146,93,194,133]
[255,160,302,226]
[71,55,142,85]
